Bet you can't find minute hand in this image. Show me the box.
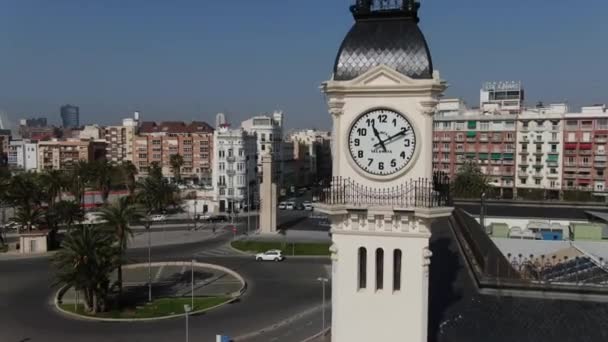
[374,129,408,148]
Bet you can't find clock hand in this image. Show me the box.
[374,129,409,148]
[371,121,387,152]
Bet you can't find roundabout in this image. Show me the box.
[55,261,246,321]
[0,219,331,342]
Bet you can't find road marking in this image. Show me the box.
[154,265,165,282]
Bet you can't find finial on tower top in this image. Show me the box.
[350,0,420,22]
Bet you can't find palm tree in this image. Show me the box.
[120,161,138,200]
[40,170,66,207]
[91,160,114,205]
[53,200,85,230]
[11,206,45,232]
[52,225,115,314]
[169,154,184,184]
[67,161,91,206]
[98,197,141,294]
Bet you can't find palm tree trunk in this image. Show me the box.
[117,263,123,296]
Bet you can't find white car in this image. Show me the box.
[286,202,296,210]
[2,222,19,231]
[303,202,313,211]
[278,202,287,210]
[151,214,167,222]
[255,250,284,262]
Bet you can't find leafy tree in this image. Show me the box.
[98,197,141,295]
[452,161,489,199]
[52,225,116,313]
[149,161,163,182]
[169,154,184,184]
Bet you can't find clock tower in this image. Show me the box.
[315,1,453,341]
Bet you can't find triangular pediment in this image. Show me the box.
[350,65,417,87]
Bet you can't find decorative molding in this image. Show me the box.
[327,97,345,117]
[423,247,433,277]
[329,243,338,261]
[419,99,439,116]
[400,215,410,232]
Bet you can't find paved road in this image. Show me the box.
[0,222,331,342]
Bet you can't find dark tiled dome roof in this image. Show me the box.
[333,2,433,81]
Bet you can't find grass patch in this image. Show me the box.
[0,245,7,253]
[231,240,330,256]
[60,296,230,319]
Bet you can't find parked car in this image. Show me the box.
[303,201,313,211]
[151,214,167,222]
[208,215,228,223]
[286,202,296,210]
[255,249,284,262]
[278,202,287,210]
[2,222,19,231]
[295,203,305,210]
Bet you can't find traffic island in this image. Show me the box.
[55,261,247,322]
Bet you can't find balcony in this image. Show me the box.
[442,136,452,142]
[596,137,607,143]
[518,170,528,178]
[227,156,236,163]
[533,173,544,179]
[594,162,606,169]
[503,160,515,165]
[455,149,464,154]
[433,136,440,142]
[433,147,440,152]
[563,173,577,179]
[546,161,559,168]
[546,173,559,179]
[519,160,529,166]
[519,150,529,155]
[226,170,236,176]
[455,136,465,142]
[579,150,593,156]
[533,151,544,156]
[314,175,452,210]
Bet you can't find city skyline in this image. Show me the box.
[1,0,608,129]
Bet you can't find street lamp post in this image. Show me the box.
[193,199,198,230]
[317,277,329,333]
[191,258,195,310]
[147,214,152,302]
[184,304,191,342]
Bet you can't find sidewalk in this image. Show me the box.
[244,230,331,243]
[129,229,216,248]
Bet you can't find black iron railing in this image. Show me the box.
[316,172,451,208]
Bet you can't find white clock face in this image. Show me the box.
[348,109,417,176]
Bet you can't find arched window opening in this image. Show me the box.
[376,248,384,290]
[393,249,402,291]
[358,247,367,289]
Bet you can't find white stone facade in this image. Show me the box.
[318,65,451,342]
[241,111,284,183]
[211,127,257,213]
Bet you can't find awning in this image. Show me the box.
[465,153,476,159]
[580,143,593,150]
[478,153,489,160]
[547,155,558,162]
[503,153,514,160]
[467,121,477,129]
[491,153,501,160]
[565,143,578,150]
[466,131,477,138]
[578,179,591,184]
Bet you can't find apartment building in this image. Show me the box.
[211,126,257,212]
[37,139,107,171]
[103,114,139,164]
[433,98,517,197]
[8,139,38,171]
[0,129,10,166]
[516,104,567,199]
[288,129,333,188]
[562,105,608,193]
[133,121,214,184]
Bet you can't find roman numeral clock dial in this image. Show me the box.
[348,109,416,176]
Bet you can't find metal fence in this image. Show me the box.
[316,173,451,208]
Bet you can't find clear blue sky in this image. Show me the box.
[1,0,607,130]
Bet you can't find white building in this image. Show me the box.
[7,140,38,171]
[516,103,567,197]
[241,111,284,184]
[211,126,257,213]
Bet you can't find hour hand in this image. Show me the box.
[371,123,387,152]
